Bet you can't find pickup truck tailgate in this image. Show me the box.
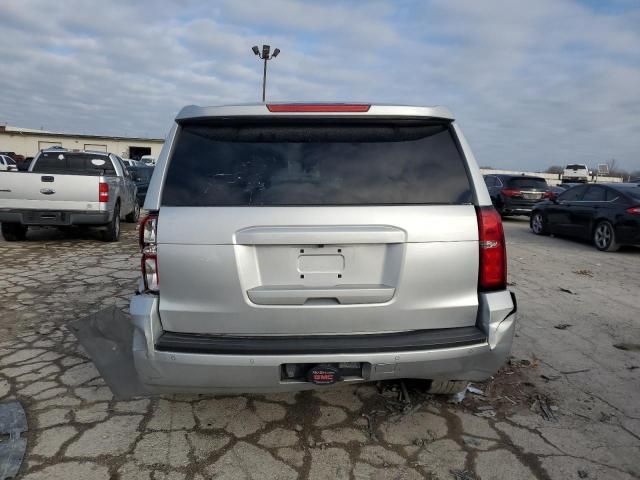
[0,172,102,211]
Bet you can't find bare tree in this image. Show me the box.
[545,165,563,174]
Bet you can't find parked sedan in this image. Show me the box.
[530,183,640,251]
[484,174,550,216]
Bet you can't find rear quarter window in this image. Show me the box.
[162,121,473,206]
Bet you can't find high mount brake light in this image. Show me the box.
[476,207,507,291]
[266,104,371,113]
[139,214,159,292]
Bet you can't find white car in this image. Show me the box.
[140,155,156,165]
[562,164,589,183]
[0,155,18,172]
[123,158,143,168]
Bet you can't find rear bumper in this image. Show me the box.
[501,197,542,215]
[129,290,516,394]
[0,209,110,226]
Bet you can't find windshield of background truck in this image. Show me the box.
[162,122,473,206]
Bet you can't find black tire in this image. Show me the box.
[1,223,27,241]
[593,220,620,252]
[427,380,468,395]
[125,200,140,223]
[102,203,120,242]
[530,211,549,235]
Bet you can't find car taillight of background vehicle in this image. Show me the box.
[139,214,159,292]
[626,206,640,216]
[501,188,522,197]
[476,206,507,291]
[98,182,109,203]
[543,191,555,199]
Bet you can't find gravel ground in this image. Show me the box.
[0,218,639,480]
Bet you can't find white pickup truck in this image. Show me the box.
[562,164,590,183]
[0,149,139,241]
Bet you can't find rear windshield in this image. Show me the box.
[617,186,640,201]
[566,164,586,170]
[131,167,154,182]
[32,152,116,176]
[162,122,472,206]
[507,177,548,189]
[6,157,16,165]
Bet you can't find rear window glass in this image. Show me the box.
[617,186,640,201]
[507,177,548,189]
[162,122,472,206]
[131,167,154,182]
[32,152,116,176]
[566,164,586,170]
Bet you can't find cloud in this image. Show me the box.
[0,0,638,171]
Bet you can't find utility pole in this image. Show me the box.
[252,45,280,102]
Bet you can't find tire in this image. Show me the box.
[530,211,549,235]
[593,220,620,252]
[427,380,468,395]
[102,203,120,242]
[1,223,27,241]
[125,200,140,223]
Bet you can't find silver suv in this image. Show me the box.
[130,103,516,394]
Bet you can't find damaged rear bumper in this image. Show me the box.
[127,290,516,394]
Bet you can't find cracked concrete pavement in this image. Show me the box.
[0,219,639,479]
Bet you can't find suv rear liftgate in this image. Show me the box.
[73,104,516,396]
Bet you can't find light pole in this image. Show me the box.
[252,44,280,102]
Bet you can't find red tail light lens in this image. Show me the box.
[99,182,109,203]
[139,213,159,292]
[476,206,507,291]
[266,104,371,113]
[543,191,555,199]
[501,188,521,197]
[626,206,640,215]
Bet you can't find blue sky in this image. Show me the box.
[1,0,639,171]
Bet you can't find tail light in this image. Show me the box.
[626,206,640,216]
[99,182,109,202]
[139,213,159,292]
[501,188,521,197]
[543,191,555,199]
[476,206,507,291]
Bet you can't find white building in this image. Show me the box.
[0,125,164,160]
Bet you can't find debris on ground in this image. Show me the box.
[558,287,577,295]
[448,383,484,404]
[540,374,561,382]
[573,269,594,277]
[474,405,497,418]
[559,368,590,375]
[0,401,27,480]
[532,395,558,422]
[554,323,572,330]
[450,468,477,479]
[577,469,589,478]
